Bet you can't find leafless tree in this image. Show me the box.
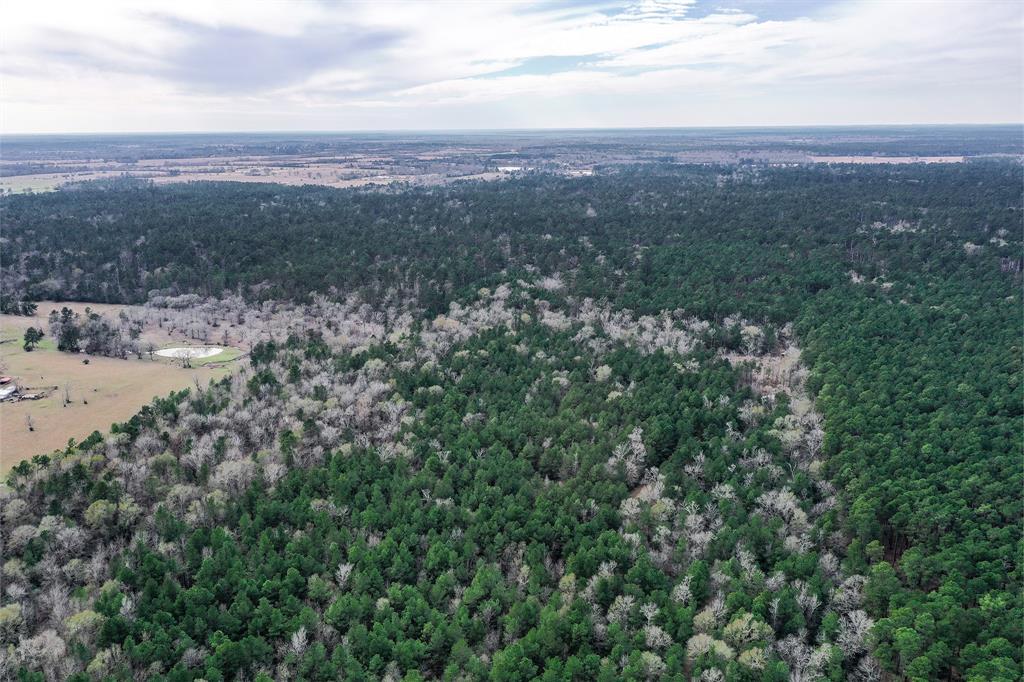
[837,610,874,659]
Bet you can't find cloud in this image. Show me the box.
[154,18,404,93]
[1,0,1021,132]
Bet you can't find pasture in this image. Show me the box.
[0,314,240,473]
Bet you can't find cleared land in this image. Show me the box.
[2,300,206,349]
[0,153,514,194]
[0,153,969,194]
[3,128,1018,195]
[0,309,240,473]
[807,155,965,164]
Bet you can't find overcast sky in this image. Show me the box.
[2,0,1021,133]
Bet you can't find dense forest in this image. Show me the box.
[1,161,1020,681]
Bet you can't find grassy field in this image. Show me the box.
[0,174,65,194]
[5,300,200,349]
[0,320,240,474]
[0,171,144,194]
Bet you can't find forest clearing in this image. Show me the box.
[0,307,243,472]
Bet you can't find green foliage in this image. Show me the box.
[2,160,1020,679]
[22,326,43,351]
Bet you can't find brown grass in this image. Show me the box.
[0,151,522,195]
[5,301,193,348]
[0,312,235,474]
[807,155,964,164]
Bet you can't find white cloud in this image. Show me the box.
[1,0,1020,132]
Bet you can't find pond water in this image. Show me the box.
[154,346,223,359]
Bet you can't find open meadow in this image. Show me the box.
[0,305,241,473]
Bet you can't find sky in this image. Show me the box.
[2,0,1022,133]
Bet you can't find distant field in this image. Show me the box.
[0,173,69,193]
[0,317,238,473]
[0,170,153,194]
[807,155,965,164]
[0,154,511,194]
[0,153,973,195]
[4,128,1013,195]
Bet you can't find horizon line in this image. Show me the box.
[4,122,1024,137]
